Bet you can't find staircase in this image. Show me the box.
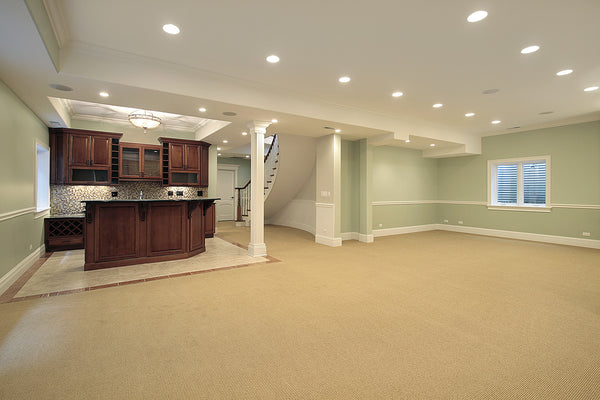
[235,133,316,231]
[235,134,279,224]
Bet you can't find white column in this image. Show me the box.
[248,121,270,257]
[315,133,342,247]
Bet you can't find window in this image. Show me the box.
[35,142,50,216]
[488,156,551,211]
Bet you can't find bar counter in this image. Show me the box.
[82,198,218,270]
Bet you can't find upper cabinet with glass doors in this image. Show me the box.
[119,143,163,181]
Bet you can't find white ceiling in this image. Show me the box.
[0,0,598,157]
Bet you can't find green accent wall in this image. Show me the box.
[341,140,360,233]
[371,146,439,230]
[0,79,48,279]
[218,157,251,187]
[438,121,600,240]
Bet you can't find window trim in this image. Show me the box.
[34,140,50,218]
[487,155,551,212]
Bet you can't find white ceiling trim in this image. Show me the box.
[42,0,69,48]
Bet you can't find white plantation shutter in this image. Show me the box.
[523,162,546,204]
[497,164,518,204]
[489,157,549,208]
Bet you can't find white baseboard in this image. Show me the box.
[438,224,600,249]
[372,223,599,249]
[315,235,342,247]
[341,232,358,241]
[359,234,374,243]
[0,244,45,296]
[270,220,316,236]
[341,232,374,243]
[373,224,439,237]
[248,242,267,257]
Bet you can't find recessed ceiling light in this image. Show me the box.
[335,129,341,133]
[222,140,228,143]
[245,155,250,158]
[338,76,351,83]
[392,91,403,97]
[266,55,280,63]
[218,153,222,156]
[467,10,488,23]
[271,119,278,123]
[405,139,411,143]
[556,69,573,76]
[429,143,436,147]
[584,86,599,92]
[49,83,73,91]
[465,112,475,117]
[521,45,540,54]
[433,103,443,108]
[162,24,180,35]
[99,91,109,97]
[217,147,221,150]
[198,107,206,112]
[492,120,501,124]
[242,131,248,136]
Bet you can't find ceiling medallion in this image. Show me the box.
[128,111,162,132]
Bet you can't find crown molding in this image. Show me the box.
[43,0,70,48]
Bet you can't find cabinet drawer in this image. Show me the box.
[48,236,84,246]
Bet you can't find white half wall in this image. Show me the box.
[267,199,316,235]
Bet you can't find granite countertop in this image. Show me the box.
[81,198,220,203]
[46,213,85,219]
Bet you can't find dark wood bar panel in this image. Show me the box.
[83,199,218,270]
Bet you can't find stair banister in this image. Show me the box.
[234,134,278,222]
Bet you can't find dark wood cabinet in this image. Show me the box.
[205,203,215,238]
[159,138,210,187]
[94,203,140,262]
[44,217,85,251]
[200,145,209,186]
[189,201,205,252]
[49,128,122,185]
[83,199,216,270]
[68,133,111,168]
[119,143,162,181]
[146,202,186,256]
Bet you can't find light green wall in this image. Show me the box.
[372,146,438,201]
[438,121,600,240]
[0,79,48,278]
[218,157,251,187]
[371,146,438,229]
[341,140,360,233]
[359,139,373,236]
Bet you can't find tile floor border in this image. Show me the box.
[1,236,280,304]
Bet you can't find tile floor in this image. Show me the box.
[5,237,274,302]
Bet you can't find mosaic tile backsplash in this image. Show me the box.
[51,182,207,215]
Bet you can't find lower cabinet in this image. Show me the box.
[205,203,215,238]
[83,200,214,270]
[44,217,85,251]
[146,202,187,256]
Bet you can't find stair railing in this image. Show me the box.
[235,134,278,222]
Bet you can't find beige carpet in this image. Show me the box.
[0,223,599,399]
